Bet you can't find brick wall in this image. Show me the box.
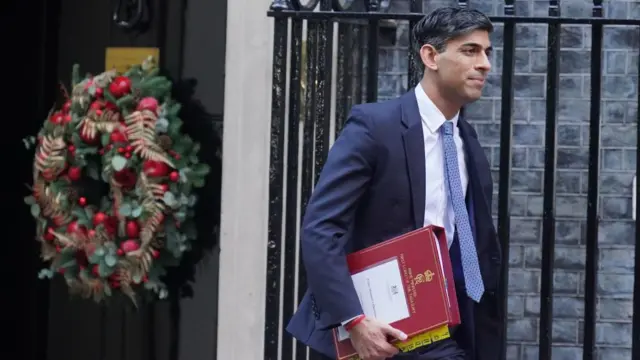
[379,1,639,358]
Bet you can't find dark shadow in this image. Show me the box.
[100,75,223,360]
[163,75,222,299]
[149,74,223,360]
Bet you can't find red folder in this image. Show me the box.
[332,225,460,360]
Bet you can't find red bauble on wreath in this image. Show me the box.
[24,57,210,304]
[109,75,132,98]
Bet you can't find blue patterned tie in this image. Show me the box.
[441,121,485,302]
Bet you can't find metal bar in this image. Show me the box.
[263,15,289,360]
[632,24,640,359]
[313,18,334,181]
[334,23,348,137]
[365,20,378,102]
[538,1,561,359]
[582,1,603,359]
[407,0,423,88]
[281,18,303,360]
[355,25,365,103]
[267,11,640,25]
[498,4,516,360]
[307,17,334,360]
[296,19,319,359]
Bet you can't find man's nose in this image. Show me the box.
[476,53,491,72]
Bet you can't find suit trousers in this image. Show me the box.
[392,282,474,360]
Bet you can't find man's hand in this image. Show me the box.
[349,317,408,360]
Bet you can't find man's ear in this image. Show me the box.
[419,44,439,71]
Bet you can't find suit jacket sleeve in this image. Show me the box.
[301,106,376,329]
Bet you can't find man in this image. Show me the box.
[286,7,503,360]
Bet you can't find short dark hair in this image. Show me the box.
[411,7,493,70]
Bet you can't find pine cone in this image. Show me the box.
[158,135,172,150]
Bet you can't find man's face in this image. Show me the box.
[421,30,492,104]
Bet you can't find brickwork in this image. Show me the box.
[378,1,639,358]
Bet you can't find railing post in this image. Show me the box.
[498,1,515,359]
[582,1,603,359]
[264,3,289,359]
[633,17,640,358]
[538,1,561,359]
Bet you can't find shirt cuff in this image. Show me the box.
[341,315,362,326]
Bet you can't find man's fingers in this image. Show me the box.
[382,324,408,341]
[380,341,399,356]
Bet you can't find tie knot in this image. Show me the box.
[442,121,454,135]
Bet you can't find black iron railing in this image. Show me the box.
[264,1,640,359]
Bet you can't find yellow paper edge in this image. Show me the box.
[344,324,450,360]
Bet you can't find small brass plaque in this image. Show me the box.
[105,47,160,73]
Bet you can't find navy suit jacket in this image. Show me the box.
[286,89,504,359]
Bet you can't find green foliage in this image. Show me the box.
[25,57,211,305]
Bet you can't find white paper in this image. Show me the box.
[337,258,410,341]
[433,237,450,309]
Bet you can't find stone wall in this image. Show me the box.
[380,1,639,359]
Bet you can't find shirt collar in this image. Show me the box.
[414,83,459,134]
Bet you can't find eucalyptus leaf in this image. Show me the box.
[156,117,169,133]
[59,260,76,268]
[175,211,187,222]
[159,288,168,299]
[101,133,111,147]
[30,203,41,217]
[192,163,210,176]
[104,254,117,267]
[192,177,205,188]
[111,155,127,171]
[132,206,143,218]
[163,192,177,207]
[105,241,118,253]
[72,208,88,221]
[87,164,100,180]
[119,203,132,216]
[95,247,106,257]
[84,207,95,219]
[188,195,197,207]
[24,195,36,205]
[38,269,54,279]
[89,252,102,264]
[99,262,115,277]
[76,218,91,227]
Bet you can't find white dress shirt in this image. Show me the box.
[415,84,468,249]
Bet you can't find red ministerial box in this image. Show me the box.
[332,225,460,360]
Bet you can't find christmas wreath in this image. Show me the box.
[23,57,210,305]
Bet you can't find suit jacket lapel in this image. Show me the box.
[400,90,426,229]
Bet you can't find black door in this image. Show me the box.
[4,0,225,359]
